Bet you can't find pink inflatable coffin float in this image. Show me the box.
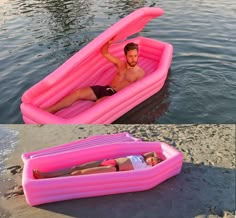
[20,7,173,124]
[22,134,183,206]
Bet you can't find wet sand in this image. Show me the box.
[0,124,235,218]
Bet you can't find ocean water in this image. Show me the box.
[0,126,19,178]
[0,0,235,124]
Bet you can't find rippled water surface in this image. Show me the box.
[0,0,235,123]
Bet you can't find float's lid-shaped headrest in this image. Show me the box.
[100,7,164,42]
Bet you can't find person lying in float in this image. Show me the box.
[46,38,145,113]
[33,151,161,179]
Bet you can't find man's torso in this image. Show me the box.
[110,64,144,91]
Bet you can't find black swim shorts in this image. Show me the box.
[90,85,117,99]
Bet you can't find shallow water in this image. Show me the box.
[0,0,235,123]
[0,126,18,173]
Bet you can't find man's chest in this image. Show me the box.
[123,70,138,82]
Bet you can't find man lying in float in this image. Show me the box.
[46,39,145,113]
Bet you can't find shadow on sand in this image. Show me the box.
[37,162,235,218]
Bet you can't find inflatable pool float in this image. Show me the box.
[20,7,173,124]
[22,136,183,206]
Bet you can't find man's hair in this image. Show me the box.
[124,42,139,55]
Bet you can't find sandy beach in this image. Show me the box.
[0,124,235,218]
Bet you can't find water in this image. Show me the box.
[0,0,235,124]
[0,126,18,173]
[0,126,18,199]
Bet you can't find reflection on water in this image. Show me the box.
[114,70,171,124]
[0,0,235,123]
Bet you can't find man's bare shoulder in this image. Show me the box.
[137,65,145,78]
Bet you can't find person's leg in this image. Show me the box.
[33,168,73,179]
[33,160,102,179]
[46,87,97,113]
[73,160,103,170]
[33,164,116,179]
[71,165,116,176]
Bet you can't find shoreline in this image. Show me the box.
[0,124,235,218]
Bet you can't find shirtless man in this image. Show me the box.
[46,39,145,113]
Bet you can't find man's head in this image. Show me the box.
[145,156,159,166]
[144,152,161,166]
[124,42,139,67]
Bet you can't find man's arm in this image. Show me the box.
[101,39,124,70]
[143,152,157,159]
